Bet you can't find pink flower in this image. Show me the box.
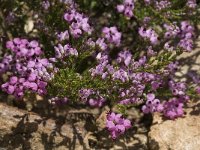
[117,0,134,18]
[106,112,131,139]
[117,5,125,12]
[9,76,18,85]
[162,98,184,119]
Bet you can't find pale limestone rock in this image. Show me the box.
[148,101,200,150]
[0,103,88,150]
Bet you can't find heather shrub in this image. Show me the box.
[0,0,199,139]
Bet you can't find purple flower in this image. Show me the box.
[1,38,57,98]
[42,1,50,10]
[106,112,131,139]
[64,10,75,22]
[0,55,13,74]
[117,0,134,18]
[54,43,78,59]
[9,76,18,85]
[196,87,200,94]
[144,0,151,5]
[139,27,159,45]
[156,0,171,10]
[29,40,39,48]
[178,39,193,52]
[64,9,92,37]
[151,81,161,90]
[142,93,164,114]
[162,98,184,119]
[169,80,186,96]
[112,69,129,82]
[86,38,96,47]
[88,97,106,107]
[96,38,107,51]
[187,0,197,8]
[79,88,106,107]
[57,30,69,41]
[117,5,125,13]
[117,50,132,66]
[28,73,37,82]
[7,85,15,94]
[102,26,122,46]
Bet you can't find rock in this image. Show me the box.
[0,103,89,150]
[148,101,200,150]
[0,103,150,149]
[24,18,34,33]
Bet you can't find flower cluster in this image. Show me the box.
[164,24,180,39]
[89,45,192,121]
[178,21,195,51]
[164,21,195,52]
[142,93,163,113]
[196,87,200,94]
[90,53,112,78]
[188,72,200,95]
[91,50,161,86]
[106,112,131,139]
[1,38,56,99]
[95,38,108,51]
[119,97,142,105]
[42,1,50,10]
[117,50,132,66]
[169,80,186,96]
[54,43,78,59]
[1,0,199,140]
[102,26,122,46]
[64,9,92,38]
[87,26,121,51]
[139,27,159,45]
[144,0,171,10]
[2,76,48,98]
[117,0,134,18]
[167,62,178,73]
[6,38,42,57]
[187,0,197,9]
[144,0,151,5]
[0,55,12,74]
[162,98,184,119]
[188,71,200,84]
[90,50,167,108]
[57,30,69,41]
[79,89,106,107]
[155,0,171,10]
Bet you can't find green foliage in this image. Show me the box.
[0,0,199,111]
